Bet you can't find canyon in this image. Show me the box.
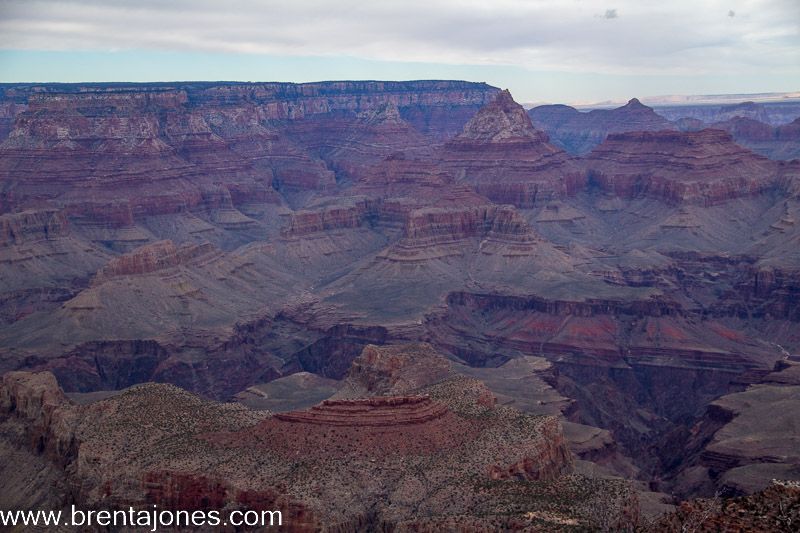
[1,80,799,530]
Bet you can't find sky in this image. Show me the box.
[0,0,798,104]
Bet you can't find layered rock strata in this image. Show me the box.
[584,129,780,205]
[441,90,582,207]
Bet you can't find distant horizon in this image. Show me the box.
[0,75,797,109]
[1,1,797,105]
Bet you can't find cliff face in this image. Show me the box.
[442,90,583,207]
[96,240,218,279]
[0,209,69,247]
[667,361,800,498]
[0,80,497,106]
[0,90,278,228]
[0,372,78,466]
[584,129,780,205]
[0,81,499,218]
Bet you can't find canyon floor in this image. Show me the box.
[1,81,799,530]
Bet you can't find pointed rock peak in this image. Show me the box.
[623,98,647,109]
[491,89,518,109]
[457,89,548,143]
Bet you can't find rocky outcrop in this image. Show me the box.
[584,129,780,204]
[0,345,606,530]
[380,204,541,261]
[442,90,583,207]
[0,100,26,141]
[343,343,451,396]
[687,361,800,495]
[453,89,550,144]
[696,117,800,161]
[487,417,572,482]
[0,371,77,464]
[96,240,217,279]
[281,200,372,237]
[402,204,534,243]
[0,209,69,247]
[274,395,449,426]
[529,98,675,154]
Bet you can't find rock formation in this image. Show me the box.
[529,98,675,154]
[1,80,799,524]
[679,116,800,161]
[441,89,582,207]
[666,359,800,498]
[655,100,776,125]
[583,129,780,204]
[0,345,640,530]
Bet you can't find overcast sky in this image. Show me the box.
[0,0,797,103]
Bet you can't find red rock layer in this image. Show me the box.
[0,91,277,224]
[402,205,531,242]
[281,200,372,237]
[381,204,541,261]
[301,139,546,258]
[274,395,448,426]
[225,394,476,459]
[428,291,770,370]
[96,240,217,279]
[142,471,317,529]
[0,80,499,218]
[0,209,69,247]
[584,129,780,205]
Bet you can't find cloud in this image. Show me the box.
[0,0,797,78]
[728,10,736,17]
